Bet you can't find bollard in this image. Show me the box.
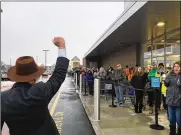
[79,74,82,95]
[94,78,100,121]
[75,73,78,90]
[74,73,76,82]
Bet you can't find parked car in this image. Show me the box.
[1,72,9,81]
[42,70,48,77]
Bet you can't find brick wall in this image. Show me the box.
[101,45,137,69]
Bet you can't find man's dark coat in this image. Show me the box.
[1,57,69,135]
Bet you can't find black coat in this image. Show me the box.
[130,74,147,89]
[1,57,69,135]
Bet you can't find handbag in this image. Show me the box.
[128,88,135,95]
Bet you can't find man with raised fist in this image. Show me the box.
[1,37,69,135]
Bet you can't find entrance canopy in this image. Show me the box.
[84,1,180,60]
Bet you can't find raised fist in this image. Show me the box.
[52,37,66,49]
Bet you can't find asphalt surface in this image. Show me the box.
[52,77,96,135]
[1,76,96,135]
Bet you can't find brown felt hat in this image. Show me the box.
[7,56,46,82]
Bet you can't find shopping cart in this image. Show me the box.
[123,87,136,105]
[100,80,113,100]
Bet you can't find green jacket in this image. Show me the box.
[148,68,160,80]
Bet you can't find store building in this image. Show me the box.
[71,56,80,69]
[84,1,180,69]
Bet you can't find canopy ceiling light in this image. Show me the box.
[156,22,165,27]
[176,40,180,43]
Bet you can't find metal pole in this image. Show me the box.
[43,50,49,69]
[45,52,47,68]
[79,74,82,95]
[151,25,154,65]
[94,78,100,121]
[9,58,11,67]
[75,73,78,90]
[150,88,164,130]
[164,23,167,68]
[36,56,38,63]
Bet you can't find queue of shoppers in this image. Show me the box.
[71,61,180,135]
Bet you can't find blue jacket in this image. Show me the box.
[86,75,94,85]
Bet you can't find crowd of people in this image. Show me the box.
[71,61,180,135]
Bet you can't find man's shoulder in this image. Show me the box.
[1,89,11,99]
[28,82,45,98]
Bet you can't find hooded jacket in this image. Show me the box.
[164,71,181,107]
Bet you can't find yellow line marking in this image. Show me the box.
[53,111,64,134]
[50,90,61,116]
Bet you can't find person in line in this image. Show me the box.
[106,67,115,95]
[86,70,94,95]
[127,67,134,81]
[157,63,167,110]
[130,67,147,113]
[80,67,86,88]
[97,67,106,79]
[112,64,126,105]
[161,69,169,119]
[1,37,69,135]
[93,68,99,78]
[97,67,106,95]
[127,67,135,105]
[157,63,165,110]
[106,67,114,80]
[164,61,181,135]
[147,63,157,114]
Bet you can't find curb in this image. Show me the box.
[71,78,104,135]
[79,95,104,135]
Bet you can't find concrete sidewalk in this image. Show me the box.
[79,93,169,135]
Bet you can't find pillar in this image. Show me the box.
[136,43,144,67]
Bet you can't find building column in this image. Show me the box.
[136,43,144,66]
[86,59,90,68]
[96,57,102,69]
[83,58,90,67]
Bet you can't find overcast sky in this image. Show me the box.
[1,2,124,65]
